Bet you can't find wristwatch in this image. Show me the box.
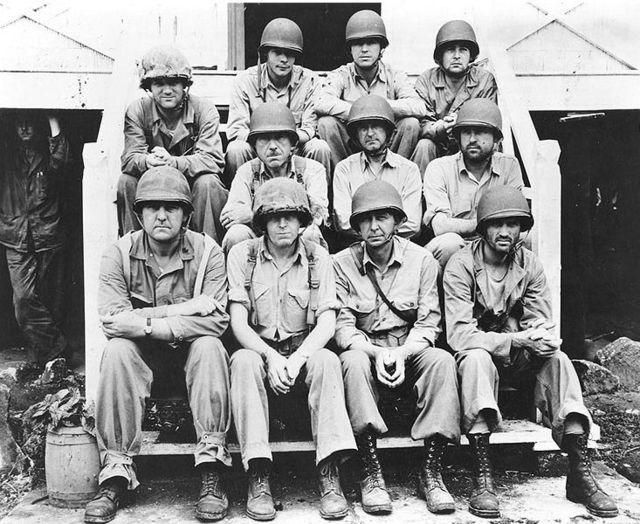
[144,318,153,337]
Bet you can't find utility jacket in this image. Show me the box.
[121,95,224,178]
[227,65,320,142]
[443,239,552,364]
[414,64,497,143]
[0,133,71,252]
[98,230,229,345]
[315,61,426,122]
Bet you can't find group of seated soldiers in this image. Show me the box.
[84,10,619,524]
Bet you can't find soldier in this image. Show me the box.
[220,103,328,254]
[315,10,426,173]
[423,98,523,268]
[227,178,356,521]
[443,186,618,519]
[334,180,460,516]
[333,95,422,249]
[85,167,232,523]
[119,45,228,242]
[0,111,71,367]
[412,20,497,174]
[224,18,331,184]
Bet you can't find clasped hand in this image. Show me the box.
[146,146,176,168]
[265,351,306,396]
[520,318,562,358]
[375,347,407,388]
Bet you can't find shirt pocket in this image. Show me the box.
[347,297,377,332]
[451,196,472,218]
[284,287,310,331]
[391,295,419,324]
[252,282,273,327]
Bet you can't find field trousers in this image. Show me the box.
[457,347,592,445]
[95,336,231,489]
[230,345,357,471]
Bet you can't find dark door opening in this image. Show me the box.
[532,110,640,358]
[243,2,381,71]
[0,109,102,366]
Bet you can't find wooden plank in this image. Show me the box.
[139,420,600,456]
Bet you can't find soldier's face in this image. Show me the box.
[356,122,388,154]
[150,79,186,110]
[255,134,295,170]
[357,211,397,248]
[484,218,521,255]
[440,43,471,76]
[140,202,185,242]
[351,39,383,69]
[459,126,497,163]
[15,119,36,143]
[265,48,296,80]
[265,213,302,248]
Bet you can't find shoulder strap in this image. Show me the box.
[193,233,216,297]
[301,239,319,325]
[292,156,305,186]
[116,231,142,292]
[244,238,260,290]
[348,242,415,324]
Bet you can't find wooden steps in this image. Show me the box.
[138,420,600,456]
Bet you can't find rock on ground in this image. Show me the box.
[597,337,640,391]
[572,359,620,395]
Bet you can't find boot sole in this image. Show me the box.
[195,508,228,522]
[362,503,392,515]
[566,493,619,518]
[246,508,276,521]
[469,505,500,519]
[320,507,349,519]
[84,514,116,524]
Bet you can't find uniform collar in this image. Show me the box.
[359,149,398,171]
[363,236,404,271]
[349,60,388,84]
[258,235,306,266]
[130,230,195,263]
[432,63,480,89]
[455,151,502,179]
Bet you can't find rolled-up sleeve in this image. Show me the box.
[226,242,252,310]
[164,245,230,342]
[221,163,254,220]
[387,69,427,119]
[406,254,441,346]
[314,68,351,121]
[121,99,150,177]
[299,74,320,139]
[332,160,353,232]
[98,245,135,316]
[173,102,224,177]
[423,160,452,226]
[443,254,512,360]
[333,256,368,351]
[305,161,329,224]
[314,249,340,317]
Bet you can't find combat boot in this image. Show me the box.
[467,433,500,518]
[564,433,618,518]
[418,436,455,514]
[84,476,127,523]
[356,432,392,514]
[196,463,228,522]
[318,458,349,519]
[246,460,276,521]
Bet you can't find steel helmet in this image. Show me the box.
[247,103,299,146]
[346,95,396,138]
[138,46,193,90]
[476,186,533,234]
[453,98,503,139]
[434,20,479,63]
[259,18,303,55]
[134,166,193,213]
[345,10,388,48]
[350,180,406,229]
[253,178,313,231]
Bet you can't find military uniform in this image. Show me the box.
[118,95,228,241]
[334,236,460,442]
[227,237,356,470]
[96,229,231,489]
